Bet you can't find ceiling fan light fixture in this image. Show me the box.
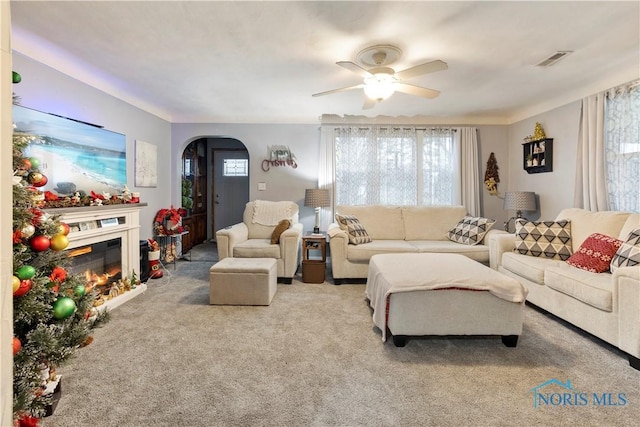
[363,73,396,101]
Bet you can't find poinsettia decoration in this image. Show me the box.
[154,206,187,236]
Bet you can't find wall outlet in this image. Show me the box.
[258,182,267,191]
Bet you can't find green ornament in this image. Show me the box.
[15,265,36,280]
[29,157,40,169]
[73,285,86,297]
[53,297,76,319]
[12,71,21,84]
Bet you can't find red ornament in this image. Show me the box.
[13,337,22,355]
[13,279,31,297]
[21,158,32,171]
[30,235,51,252]
[18,415,40,427]
[31,174,48,187]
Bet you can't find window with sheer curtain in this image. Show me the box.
[334,126,458,206]
[605,83,639,212]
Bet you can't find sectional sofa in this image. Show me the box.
[328,205,505,284]
[489,208,640,369]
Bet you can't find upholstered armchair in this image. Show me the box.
[215,200,303,283]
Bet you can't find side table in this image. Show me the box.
[302,234,326,283]
[155,231,191,270]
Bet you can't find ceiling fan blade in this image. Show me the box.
[362,97,377,110]
[336,61,371,78]
[312,84,364,97]
[395,83,441,99]
[395,60,448,80]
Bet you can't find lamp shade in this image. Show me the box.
[304,189,330,208]
[503,191,537,212]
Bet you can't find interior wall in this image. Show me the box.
[173,123,511,232]
[476,124,510,226]
[1,2,14,425]
[11,52,171,239]
[507,101,581,220]
[172,123,322,233]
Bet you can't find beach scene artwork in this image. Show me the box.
[14,105,127,196]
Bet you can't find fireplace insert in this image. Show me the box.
[67,238,122,295]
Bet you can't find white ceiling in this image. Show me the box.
[10,1,640,124]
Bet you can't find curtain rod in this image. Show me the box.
[334,126,458,132]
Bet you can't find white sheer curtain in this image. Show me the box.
[318,125,335,230]
[321,124,481,217]
[605,82,640,212]
[421,127,457,205]
[457,127,481,216]
[574,92,609,210]
[334,126,417,206]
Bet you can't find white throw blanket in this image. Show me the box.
[364,253,528,341]
[252,200,292,226]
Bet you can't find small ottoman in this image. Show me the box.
[209,258,277,305]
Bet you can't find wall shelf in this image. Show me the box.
[523,138,553,174]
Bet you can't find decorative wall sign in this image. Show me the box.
[261,145,297,171]
[135,140,157,187]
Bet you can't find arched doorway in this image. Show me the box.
[181,137,249,252]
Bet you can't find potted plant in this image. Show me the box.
[526,154,533,167]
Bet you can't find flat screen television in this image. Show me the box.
[13,104,127,196]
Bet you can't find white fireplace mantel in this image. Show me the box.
[45,203,148,311]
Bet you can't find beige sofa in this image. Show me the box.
[489,208,640,369]
[328,205,506,284]
[216,201,303,283]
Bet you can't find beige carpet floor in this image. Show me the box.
[40,242,640,426]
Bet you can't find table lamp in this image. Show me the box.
[503,191,537,232]
[304,189,330,234]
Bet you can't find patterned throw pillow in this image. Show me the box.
[270,219,291,244]
[446,216,496,246]
[610,227,640,273]
[566,233,622,273]
[514,219,572,260]
[335,214,372,245]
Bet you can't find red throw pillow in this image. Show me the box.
[566,233,622,273]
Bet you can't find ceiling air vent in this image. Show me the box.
[536,51,573,67]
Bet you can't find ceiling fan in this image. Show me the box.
[312,44,448,109]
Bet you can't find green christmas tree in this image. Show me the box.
[12,83,107,424]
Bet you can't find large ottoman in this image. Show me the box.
[365,253,527,347]
[210,258,277,305]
